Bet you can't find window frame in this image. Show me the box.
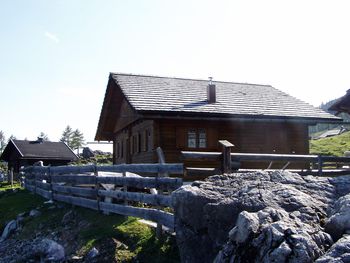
[187,128,207,149]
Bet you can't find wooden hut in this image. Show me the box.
[0,138,78,173]
[95,73,340,168]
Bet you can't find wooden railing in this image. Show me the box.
[182,140,350,177]
[21,162,183,234]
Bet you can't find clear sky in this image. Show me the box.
[1,0,349,151]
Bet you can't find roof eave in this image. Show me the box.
[139,110,341,124]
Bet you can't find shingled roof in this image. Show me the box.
[109,73,339,121]
[329,89,350,114]
[0,139,78,162]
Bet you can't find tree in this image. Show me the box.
[8,135,16,142]
[0,131,5,154]
[38,132,49,141]
[60,125,73,147]
[71,129,85,153]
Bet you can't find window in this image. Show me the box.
[143,130,148,152]
[188,129,197,148]
[138,133,141,153]
[198,129,206,148]
[143,130,150,152]
[187,129,207,148]
[133,135,137,154]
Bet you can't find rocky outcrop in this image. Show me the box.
[0,238,65,262]
[315,235,350,263]
[172,171,350,263]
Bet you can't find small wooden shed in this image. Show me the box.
[0,138,78,173]
[95,73,340,168]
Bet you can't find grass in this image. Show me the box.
[0,181,21,191]
[0,188,180,262]
[310,131,350,156]
[0,188,45,231]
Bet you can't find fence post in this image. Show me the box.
[318,155,323,176]
[156,147,167,239]
[123,171,128,205]
[34,169,37,194]
[219,140,234,174]
[48,166,53,201]
[94,165,100,212]
[10,168,14,188]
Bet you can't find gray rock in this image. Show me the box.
[0,220,17,242]
[215,208,333,263]
[86,247,99,259]
[325,194,350,240]
[0,238,65,262]
[38,238,65,261]
[315,235,350,263]
[172,171,350,263]
[61,210,76,225]
[29,209,41,217]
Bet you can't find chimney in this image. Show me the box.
[207,77,216,103]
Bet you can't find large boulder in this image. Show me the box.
[315,234,350,263]
[0,238,65,262]
[0,220,17,242]
[325,193,350,240]
[172,171,350,263]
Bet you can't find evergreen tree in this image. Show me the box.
[0,131,5,154]
[8,135,16,142]
[71,129,85,152]
[38,132,49,141]
[60,125,73,147]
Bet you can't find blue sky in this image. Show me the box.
[1,0,350,151]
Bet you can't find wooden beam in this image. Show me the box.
[97,163,183,174]
[218,140,234,147]
[98,190,172,207]
[51,175,96,184]
[99,202,174,230]
[185,167,220,177]
[50,165,95,175]
[97,176,182,191]
[53,194,98,210]
[26,184,35,192]
[52,185,96,198]
[181,151,221,161]
[24,179,35,186]
[35,188,51,199]
[35,181,51,191]
[219,140,234,174]
[231,153,319,162]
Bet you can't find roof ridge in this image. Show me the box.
[110,72,272,87]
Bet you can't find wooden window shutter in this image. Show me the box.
[176,127,187,148]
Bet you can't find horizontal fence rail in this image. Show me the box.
[181,140,350,177]
[21,162,183,232]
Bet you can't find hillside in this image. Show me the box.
[310,131,350,156]
[0,185,179,262]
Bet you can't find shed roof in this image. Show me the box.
[111,73,339,121]
[329,90,350,114]
[0,139,78,162]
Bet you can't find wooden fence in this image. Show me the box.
[21,162,183,234]
[182,140,350,177]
